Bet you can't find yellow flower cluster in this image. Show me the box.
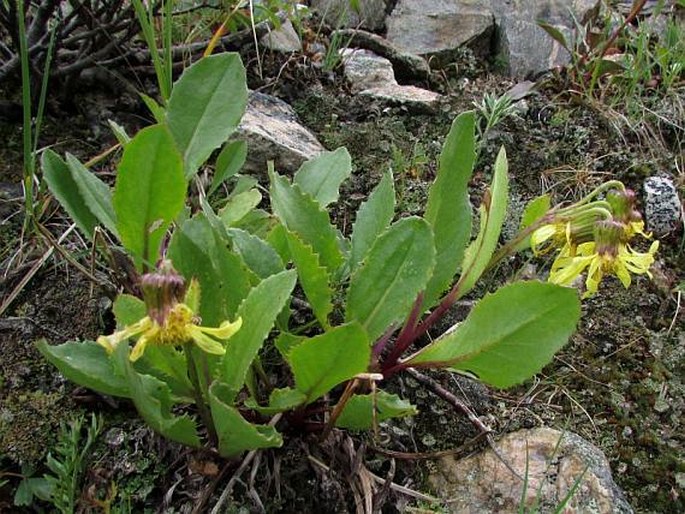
[548,235,658,298]
[97,303,242,361]
[97,260,242,361]
[531,187,658,298]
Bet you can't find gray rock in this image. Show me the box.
[643,176,683,236]
[496,0,598,78]
[428,427,633,513]
[386,0,494,58]
[260,19,302,53]
[341,48,441,110]
[340,48,396,92]
[385,0,597,78]
[359,84,442,110]
[235,92,324,175]
[310,0,387,32]
[332,29,431,81]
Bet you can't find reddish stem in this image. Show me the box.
[382,292,424,369]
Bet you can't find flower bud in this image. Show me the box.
[607,189,642,225]
[141,260,186,325]
[593,220,624,257]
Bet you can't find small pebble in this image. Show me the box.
[421,434,436,447]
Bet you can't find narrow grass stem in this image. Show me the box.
[17,1,34,231]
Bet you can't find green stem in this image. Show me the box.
[486,216,552,271]
[183,344,218,447]
[564,180,625,208]
[17,0,33,231]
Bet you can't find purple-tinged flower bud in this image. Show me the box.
[141,260,186,325]
[593,220,624,258]
[607,189,642,225]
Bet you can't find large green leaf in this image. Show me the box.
[293,147,352,207]
[134,346,193,401]
[457,147,508,297]
[269,169,343,272]
[274,332,305,358]
[287,322,370,404]
[218,189,262,227]
[36,339,129,398]
[349,170,395,271]
[209,382,283,458]
[209,139,247,195]
[113,344,201,447]
[167,53,248,177]
[423,112,475,308]
[219,270,297,397]
[228,228,284,278]
[335,391,417,430]
[65,153,118,237]
[42,150,99,240]
[346,217,435,342]
[112,294,146,328]
[406,281,581,388]
[113,124,186,271]
[168,215,252,324]
[244,387,307,416]
[286,231,333,329]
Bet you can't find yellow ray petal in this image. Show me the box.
[188,326,227,355]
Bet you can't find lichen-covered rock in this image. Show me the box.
[428,427,633,513]
[643,176,682,236]
[235,92,324,175]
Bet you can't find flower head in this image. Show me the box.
[530,202,613,256]
[97,261,241,361]
[606,189,650,240]
[548,220,659,298]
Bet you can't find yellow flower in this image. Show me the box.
[530,222,569,255]
[549,240,659,298]
[97,303,242,361]
[624,219,651,240]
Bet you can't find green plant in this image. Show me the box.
[538,0,684,104]
[14,413,103,512]
[537,1,649,96]
[612,8,685,108]
[131,0,174,103]
[473,92,517,160]
[37,53,657,462]
[16,0,56,233]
